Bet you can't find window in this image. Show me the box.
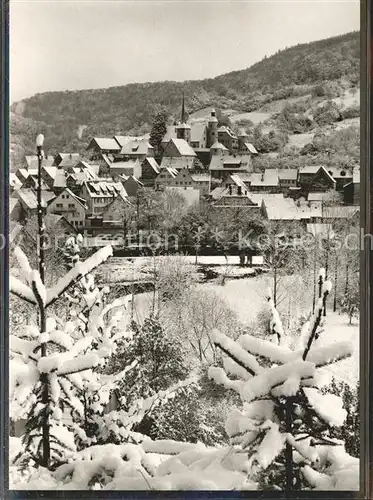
[340,171,346,176]
[56,203,63,208]
[68,203,74,208]
[61,195,65,199]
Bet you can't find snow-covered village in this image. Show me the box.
[8,1,360,492]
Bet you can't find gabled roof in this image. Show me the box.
[23,214,76,241]
[217,126,238,139]
[122,175,144,187]
[53,188,88,210]
[190,123,207,143]
[229,174,249,191]
[87,137,121,152]
[168,138,196,157]
[57,153,81,168]
[210,141,228,151]
[42,166,58,179]
[84,180,126,198]
[17,189,56,209]
[143,156,160,174]
[278,169,298,181]
[71,166,98,183]
[299,165,323,175]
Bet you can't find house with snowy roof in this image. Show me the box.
[190,123,208,149]
[248,169,281,193]
[155,167,179,190]
[15,168,37,184]
[298,166,336,192]
[161,138,196,170]
[113,134,150,148]
[114,139,154,161]
[209,154,252,179]
[53,153,82,169]
[237,131,258,156]
[86,137,122,157]
[140,157,160,187]
[110,159,142,181]
[217,126,239,154]
[278,169,298,189]
[80,180,127,215]
[157,168,210,198]
[211,186,261,208]
[47,188,88,229]
[16,189,56,218]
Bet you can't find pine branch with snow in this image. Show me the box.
[207,269,358,491]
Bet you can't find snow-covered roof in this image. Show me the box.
[88,137,121,152]
[299,165,323,175]
[168,138,196,157]
[57,153,81,168]
[250,169,279,187]
[17,189,55,209]
[42,166,58,179]
[244,143,258,154]
[278,169,298,180]
[322,206,359,219]
[210,141,229,151]
[144,156,160,174]
[84,180,125,198]
[209,156,251,171]
[190,174,210,183]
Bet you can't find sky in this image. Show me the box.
[10,0,360,103]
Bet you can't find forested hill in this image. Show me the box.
[11,31,359,160]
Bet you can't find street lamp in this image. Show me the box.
[36,134,50,467]
[36,134,45,283]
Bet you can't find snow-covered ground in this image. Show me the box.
[315,311,359,387]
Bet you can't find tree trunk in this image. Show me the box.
[37,146,50,469]
[285,399,294,491]
[333,252,338,312]
[273,265,277,308]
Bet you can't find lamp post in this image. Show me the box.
[36,133,45,283]
[36,134,50,467]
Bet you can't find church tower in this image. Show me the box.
[175,92,191,144]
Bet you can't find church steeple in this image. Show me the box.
[176,91,191,143]
[181,91,186,124]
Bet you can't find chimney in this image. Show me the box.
[261,171,264,182]
[69,153,72,159]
